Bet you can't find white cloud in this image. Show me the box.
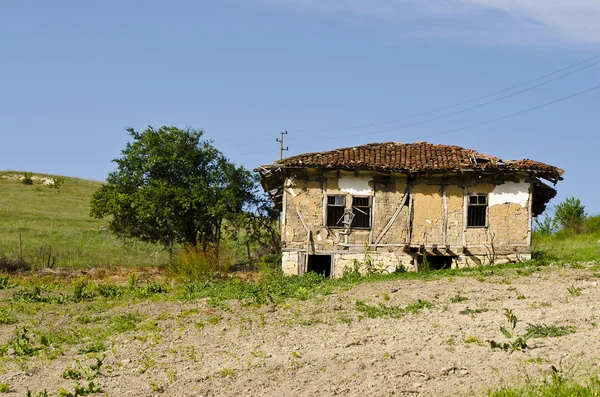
[261,0,600,44]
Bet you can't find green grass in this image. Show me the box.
[486,374,600,396]
[533,231,600,263]
[0,171,168,268]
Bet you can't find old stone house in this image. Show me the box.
[257,142,563,277]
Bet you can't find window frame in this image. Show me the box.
[325,195,346,228]
[467,194,488,228]
[351,196,372,230]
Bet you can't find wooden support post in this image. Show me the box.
[406,185,413,245]
[462,186,468,249]
[527,182,533,248]
[442,185,448,246]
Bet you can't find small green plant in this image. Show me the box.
[0,273,16,289]
[166,369,177,383]
[26,389,48,397]
[567,285,581,296]
[450,294,467,303]
[0,305,17,325]
[62,368,83,380]
[459,308,488,316]
[525,324,576,338]
[110,313,138,333]
[488,309,532,352]
[50,176,65,193]
[149,382,163,392]
[22,172,34,185]
[219,368,235,378]
[8,327,38,356]
[355,299,433,318]
[0,383,10,393]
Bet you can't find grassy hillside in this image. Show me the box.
[0,171,168,268]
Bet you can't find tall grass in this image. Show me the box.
[487,374,600,396]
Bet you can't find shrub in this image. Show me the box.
[22,172,34,185]
[165,241,233,281]
[584,214,600,234]
[534,214,557,235]
[554,197,586,234]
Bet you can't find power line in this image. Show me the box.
[412,83,600,140]
[288,59,600,141]
[289,53,600,134]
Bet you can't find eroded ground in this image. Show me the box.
[1,263,599,396]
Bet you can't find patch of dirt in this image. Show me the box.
[2,265,600,396]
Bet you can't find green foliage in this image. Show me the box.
[90,126,263,251]
[165,241,232,280]
[0,305,16,325]
[488,309,532,352]
[26,389,48,397]
[534,214,557,235]
[554,197,586,234]
[450,294,468,303]
[567,285,581,296]
[50,176,65,193]
[0,272,16,289]
[7,327,39,356]
[111,313,139,333]
[584,214,600,234]
[22,172,34,185]
[487,373,600,396]
[0,383,10,393]
[525,324,576,338]
[355,299,433,318]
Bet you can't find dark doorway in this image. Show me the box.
[418,255,456,271]
[307,255,332,278]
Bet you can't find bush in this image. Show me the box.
[534,214,557,235]
[554,197,586,234]
[584,214,600,234]
[164,241,233,281]
[21,172,33,185]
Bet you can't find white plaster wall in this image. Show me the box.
[338,175,372,195]
[489,181,529,207]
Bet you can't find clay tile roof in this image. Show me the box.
[270,142,564,176]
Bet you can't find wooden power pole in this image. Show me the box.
[276,131,288,160]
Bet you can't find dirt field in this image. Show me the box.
[1,263,599,396]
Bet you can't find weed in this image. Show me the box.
[219,368,235,377]
[63,368,83,380]
[0,384,10,393]
[460,308,488,316]
[486,373,600,396]
[95,283,125,299]
[465,335,480,344]
[78,340,106,354]
[567,285,582,296]
[0,305,17,325]
[525,324,576,338]
[8,327,39,356]
[487,309,531,352]
[110,313,138,333]
[166,369,177,383]
[26,389,48,397]
[338,312,353,324]
[0,273,16,289]
[149,382,163,392]
[450,294,468,303]
[355,299,433,318]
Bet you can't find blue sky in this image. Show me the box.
[1,0,599,213]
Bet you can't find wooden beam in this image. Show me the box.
[462,186,468,249]
[406,185,414,245]
[442,185,448,246]
[527,181,533,247]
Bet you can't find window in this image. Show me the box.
[326,195,346,227]
[467,194,487,227]
[352,197,371,229]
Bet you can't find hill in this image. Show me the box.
[0,171,168,268]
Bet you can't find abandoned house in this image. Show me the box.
[257,142,563,277]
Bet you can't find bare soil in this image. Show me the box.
[2,264,600,396]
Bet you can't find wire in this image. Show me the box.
[288,59,600,141]
[238,148,277,156]
[413,83,600,140]
[289,53,600,134]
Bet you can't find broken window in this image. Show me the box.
[352,196,371,229]
[467,194,487,227]
[326,195,346,227]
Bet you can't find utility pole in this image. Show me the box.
[276,131,288,160]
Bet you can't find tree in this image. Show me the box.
[554,197,586,234]
[90,126,264,252]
